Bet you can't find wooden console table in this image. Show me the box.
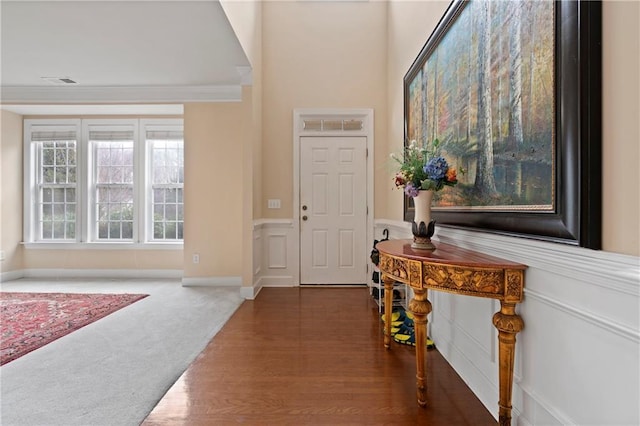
[376,239,526,426]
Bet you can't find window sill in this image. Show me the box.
[22,242,183,250]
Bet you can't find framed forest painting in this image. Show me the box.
[404,0,601,248]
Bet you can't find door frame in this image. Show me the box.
[292,108,374,285]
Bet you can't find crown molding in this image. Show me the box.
[1,104,184,116]
[236,66,253,85]
[0,85,242,103]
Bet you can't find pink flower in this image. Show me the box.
[394,172,407,188]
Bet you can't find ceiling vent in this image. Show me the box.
[41,77,78,85]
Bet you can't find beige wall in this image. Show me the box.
[219,0,263,218]
[220,0,264,285]
[220,0,260,72]
[1,110,25,273]
[183,100,249,279]
[385,1,450,220]
[262,0,388,218]
[386,0,639,256]
[602,0,640,256]
[22,249,181,271]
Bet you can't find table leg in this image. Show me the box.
[408,288,432,407]
[382,274,394,349]
[492,301,524,426]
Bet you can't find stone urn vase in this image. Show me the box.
[411,190,436,250]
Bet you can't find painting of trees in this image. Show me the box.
[404,0,555,209]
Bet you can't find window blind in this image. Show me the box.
[31,130,76,141]
[146,130,184,141]
[89,130,134,141]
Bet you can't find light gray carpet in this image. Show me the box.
[0,278,244,426]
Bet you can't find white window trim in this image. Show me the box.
[23,118,184,249]
[22,242,183,250]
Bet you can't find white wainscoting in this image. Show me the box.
[375,219,640,426]
[250,219,298,299]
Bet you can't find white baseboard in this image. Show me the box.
[434,334,499,419]
[0,269,25,283]
[260,276,296,287]
[517,382,575,426]
[240,281,263,300]
[181,276,242,287]
[18,268,183,280]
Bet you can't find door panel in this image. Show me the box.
[300,136,367,284]
[312,230,328,268]
[338,229,355,267]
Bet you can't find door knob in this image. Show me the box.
[302,215,308,221]
[302,205,308,211]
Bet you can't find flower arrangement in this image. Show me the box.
[391,139,458,198]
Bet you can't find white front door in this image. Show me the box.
[299,136,367,284]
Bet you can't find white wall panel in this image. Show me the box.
[375,220,640,425]
[252,220,297,292]
[253,231,261,276]
[267,234,287,269]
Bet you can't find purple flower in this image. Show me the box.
[404,182,419,198]
[423,156,449,181]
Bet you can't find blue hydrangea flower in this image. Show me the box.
[423,156,449,181]
[404,182,419,198]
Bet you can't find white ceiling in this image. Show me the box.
[0,0,250,113]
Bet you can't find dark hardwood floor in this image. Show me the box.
[143,287,496,425]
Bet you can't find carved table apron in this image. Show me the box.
[376,239,526,426]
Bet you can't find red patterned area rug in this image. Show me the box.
[0,292,148,366]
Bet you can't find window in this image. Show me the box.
[24,118,184,246]
[40,139,77,239]
[145,124,184,241]
[88,123,137,241]
[24,120,81,242]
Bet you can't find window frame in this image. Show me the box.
[141,119,185,242]
[83,119,139,243]
[24,119,82,243]
[39,139,78,240]
[23,118,184,249]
